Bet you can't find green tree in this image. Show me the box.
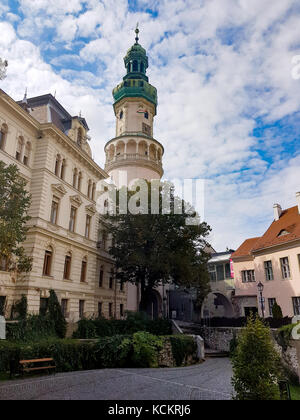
[0,162,32,276]
[272,302,283,320]
[231,315,282,400]
[47,290,67,338]
[12,294,28,320]
[103,180,211,312]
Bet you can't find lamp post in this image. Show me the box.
[0,58,8,80]
[257,282,265,318]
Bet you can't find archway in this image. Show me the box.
[141,289,162,320]
[202,292,234,318]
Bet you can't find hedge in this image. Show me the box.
[0,333,198,375]
[6,315,57,342]
[73,315,172,339]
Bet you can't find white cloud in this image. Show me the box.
[1,0,300,251]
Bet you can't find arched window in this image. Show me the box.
[99,265,104,287]
[78,171,82,191]
[77,128,83,147]
[73,168,78,188]
[16,137,24,162]
[60,159,66,180]
[144,111,149,119]
[120,110,123,119]
[0,124,8,151]
[133,60,138,72]
[140,62,144,73]
[43,246,53,276]
[23,141,31,166]
[55,155,61,176]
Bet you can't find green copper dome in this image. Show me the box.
[112,28,157,111]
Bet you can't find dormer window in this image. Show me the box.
[278,229,290,237]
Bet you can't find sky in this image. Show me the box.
[0,0,300,251]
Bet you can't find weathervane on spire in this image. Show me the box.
[135,22,139,44]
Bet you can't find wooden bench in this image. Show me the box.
[19,358,56,376]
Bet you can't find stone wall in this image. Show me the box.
[202,326,300,382]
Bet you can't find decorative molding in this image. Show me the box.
[51,183,67,198]
[70,194,83,208]
[85,204,96,215]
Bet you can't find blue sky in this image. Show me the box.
[0,0,300,250]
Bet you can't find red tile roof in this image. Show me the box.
[252,206,300,251]
[231,237,260,259]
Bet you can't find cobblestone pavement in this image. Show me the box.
[0,358,232,400]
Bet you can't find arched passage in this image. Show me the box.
[202,292,234,318]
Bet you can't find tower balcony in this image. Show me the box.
[105,152,163,178]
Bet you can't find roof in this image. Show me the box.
[231,238,260,259]
[252,206,300,251]
[208,250,235,264]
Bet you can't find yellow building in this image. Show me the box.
[0,89,127,321]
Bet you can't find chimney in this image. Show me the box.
[296,192,300,215]
[273,204,282,221]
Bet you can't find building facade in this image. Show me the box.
[232,194,300,318]
[0,90,127,321]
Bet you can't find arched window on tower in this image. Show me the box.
[120,110,123,119]
[140,62,144,73]
[133,60,138,72]
[144,111,149,120]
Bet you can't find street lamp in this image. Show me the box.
[257,282,265,318]
[0,58,8,80]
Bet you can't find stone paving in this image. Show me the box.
[0,358,233,400]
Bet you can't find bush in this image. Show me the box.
[169,335,197,366]
[47,290,67,339]
[231,315,282,400]
[272,303,283,320]
[73,313,172,339]
[132,331,163,368]
[6,315,57,342]
[276,323,300,351]
[11,295,27,320]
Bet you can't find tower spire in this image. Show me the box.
[135,23,139,44]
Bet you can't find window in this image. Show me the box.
[98,302,102,318]
[120,111,123,119]
[61,299,68,318]
[99,266,104,287]
[109,303,113,318]
[39,298,49,316]
[16,137,23,161]
[140,62,145,73]
[0,256,8,271]
[102,231,107,250]
[109,276,113,289]
[268,298,276,317]
[79,300,85,319]
[144,111,149,119]
[80,258,87,283]
[63,254,72,280]
[280,257,291,279]
[69,206,77,232]
[85,215,91,238]
[208,265,216,282]
[133,60,138,72]
[216,265,225,281]
[92,183,96,201]
[264,261,274,281]
[0,296,6,316]
[43,249,53,276]
[87,180,92,198]
[120,281,124,292]
[50,198,59,224]
[225,263,231,279]
[292,297,300,316]
[23,142,31,166]
[120,304,124,317]
[241,270,255,283]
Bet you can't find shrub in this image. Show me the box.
[6,315,57,342]
[132,331,163,368]
[47,290,67,339]
[169,335,197,366]
[231,315,282,400]
[73,313,172,339]
[96,335,132,368]
[11,295,27,320]
[272,303,283,320]
[276,323,300,351]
